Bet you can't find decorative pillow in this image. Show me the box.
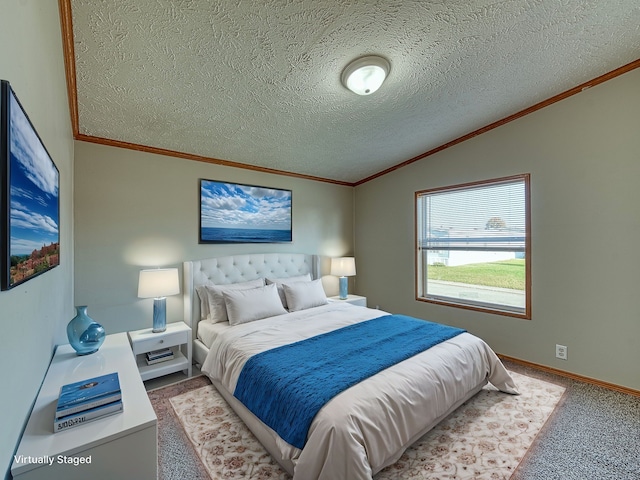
[195,284,214,320]
[223,283,288,326]
[283,279,328,312]
[204,278,265,323]
[265,273,312,309]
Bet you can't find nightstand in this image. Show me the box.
[327,294,367,307]
[128,322,192,381]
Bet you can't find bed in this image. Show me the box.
[184,253,518,480]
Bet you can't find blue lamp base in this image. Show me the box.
[152,297,167,333]
[339,276,348,300]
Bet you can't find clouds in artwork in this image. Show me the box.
[11,200,58,234]
[9,92,58,197]
[201,181,291,230]
[7,88,60,256]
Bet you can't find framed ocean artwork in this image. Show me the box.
[1,80,60,290]
[199,179,292,243]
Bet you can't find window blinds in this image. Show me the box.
[417,177,527,252]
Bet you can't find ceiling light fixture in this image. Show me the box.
[341,55,390,95]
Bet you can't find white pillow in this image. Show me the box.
[283,279,328,312]
[204,278,265,323]
[265,273,312,308]
[223,283,287,326]
[195,284,213,320]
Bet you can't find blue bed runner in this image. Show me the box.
[233,314,466,449]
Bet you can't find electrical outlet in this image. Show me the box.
[555,344,568,360]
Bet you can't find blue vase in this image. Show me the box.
[67,306,106,355]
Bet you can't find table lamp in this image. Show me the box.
[138,268,180,332]
[331,257,356,300]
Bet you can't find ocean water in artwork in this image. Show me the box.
[201,227,291,243]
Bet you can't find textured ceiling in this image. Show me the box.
[69,0,640,184]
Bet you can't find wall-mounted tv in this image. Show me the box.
[199,179,292,243]
[1,80,60,290]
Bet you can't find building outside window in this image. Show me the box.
[415,174,530,319]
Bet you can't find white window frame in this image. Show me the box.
[415,174,531,319]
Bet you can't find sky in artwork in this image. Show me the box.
[9,89,59,255]
[200,180,291,230]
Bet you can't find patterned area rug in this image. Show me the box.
[157,371,565,479]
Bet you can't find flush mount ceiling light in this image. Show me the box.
[341,55,390,95]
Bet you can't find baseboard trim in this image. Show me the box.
[498,354,640,398]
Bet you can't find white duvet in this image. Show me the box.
[201,303,518,480]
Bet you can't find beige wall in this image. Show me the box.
[0,0,74,474]
[355,67,640,391]
[74,142,354,333]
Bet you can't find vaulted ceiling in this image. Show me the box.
[63,0,640,185]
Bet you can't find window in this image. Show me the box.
[415,174,530,319]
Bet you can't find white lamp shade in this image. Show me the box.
[138,268,180,298]
[331,257,356,277]
[342,56,390,95]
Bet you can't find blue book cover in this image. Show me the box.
[57,372,121,409]
[56,390,122,418]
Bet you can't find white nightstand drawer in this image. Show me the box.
[131,330,185,354]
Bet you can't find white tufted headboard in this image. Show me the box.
[184,253,321,358]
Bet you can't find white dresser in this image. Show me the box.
[11,333,158,480]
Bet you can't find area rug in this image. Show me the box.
[157,371,565,479]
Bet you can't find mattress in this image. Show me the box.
[201,302,518,479]
[196,318,231,348]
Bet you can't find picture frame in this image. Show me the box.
[199,179,292,243]
[1,80,60,290]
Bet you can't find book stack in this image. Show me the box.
[145,347,174,365]
[54,372,122,433]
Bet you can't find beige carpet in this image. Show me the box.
[161,371,565,479]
